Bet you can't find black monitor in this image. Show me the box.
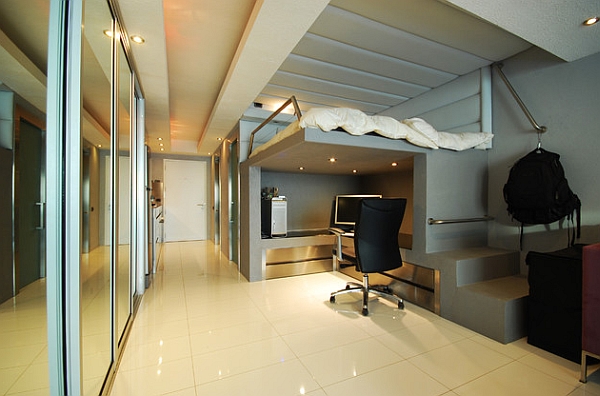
[333,194,382,228]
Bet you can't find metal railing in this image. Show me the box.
[247,96,303,158]
[493,63,547,135]
[427,215,494,225]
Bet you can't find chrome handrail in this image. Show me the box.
[427,215,494,225]
[493,63,547,134]
[247,96,302,158]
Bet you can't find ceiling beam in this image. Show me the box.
[198,0,330,155]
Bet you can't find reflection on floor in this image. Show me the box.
[0,278,48,395]
[0,245,113,396]
[110,241,600,396]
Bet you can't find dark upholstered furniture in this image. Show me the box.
[526,245,585,363]
[581,243,600,382]
[329,198,406,316]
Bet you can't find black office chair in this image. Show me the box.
[330,198,407,316]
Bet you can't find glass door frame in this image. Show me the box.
[46,0,147,393]
[46,1,85,393]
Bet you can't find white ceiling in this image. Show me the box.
[0,0,598,156]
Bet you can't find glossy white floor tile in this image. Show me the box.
[109,241,600,396]
[0,279,49,396]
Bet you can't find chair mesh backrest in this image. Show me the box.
[354,198,407,273]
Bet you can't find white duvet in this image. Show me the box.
[298,107,494,151]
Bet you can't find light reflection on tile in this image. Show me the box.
[108,241,600,396]
[5,241,600,396]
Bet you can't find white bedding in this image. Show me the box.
[249,107,494,158]
[299,108,493,151]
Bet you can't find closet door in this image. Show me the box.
[81,0,114,393]
[15,119,44,290]
[116,38,133,347]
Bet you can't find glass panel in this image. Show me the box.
[0,3,49,395]
[81,0,113,393]
[117,41,132,343]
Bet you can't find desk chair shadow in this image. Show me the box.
[329,198,407,316]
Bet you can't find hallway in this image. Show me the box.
[109,241,600,396]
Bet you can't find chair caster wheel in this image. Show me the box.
[398,301,404,309]
[361,308,368,316]
[345,284,351,290]
[330,296,336,303]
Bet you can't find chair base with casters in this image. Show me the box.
[329,273,404,316]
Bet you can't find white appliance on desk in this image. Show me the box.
[261,196,287,237]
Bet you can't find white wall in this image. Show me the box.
[487,48,600,272]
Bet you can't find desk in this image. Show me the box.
[261,231,335,279]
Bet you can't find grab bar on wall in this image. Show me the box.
[493,63,547,135]
[247,96,303,158]
[428,216,494,225]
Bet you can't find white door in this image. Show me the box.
[164,159,207,242]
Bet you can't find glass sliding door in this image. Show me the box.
[47,0,144,393]
[81,0,114,393]
[0,3,51,393]
[116,40,133,345]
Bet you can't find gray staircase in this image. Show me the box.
[427,247,529,344]
[454,275,528,343]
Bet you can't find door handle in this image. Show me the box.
[36,202,45,230]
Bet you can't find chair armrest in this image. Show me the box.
[329,228,344,261]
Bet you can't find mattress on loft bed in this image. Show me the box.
[248,107,494,159]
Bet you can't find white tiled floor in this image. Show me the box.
[0,279,48,395]
[110,241,600,396]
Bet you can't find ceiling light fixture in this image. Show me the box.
[217,137,222,141]
[328,157,337,163]
[157,137,162,141]
[352,169,358,174]
[391,162,398,167]
[299,166,305,171]
[583,16,599,26]
[130,35,145,44]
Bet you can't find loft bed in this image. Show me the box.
[241,96,495,315]
[246,96,494,165]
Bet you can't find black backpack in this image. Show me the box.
[503,148,581,246]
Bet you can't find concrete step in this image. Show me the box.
[455,249,519,287]
[453,275,529,344]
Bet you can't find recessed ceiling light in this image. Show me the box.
[103,29,121,39]
[217,137,222,141]
[352,169,358,173]
[328,157,337,163]
[583,16,599,26]
[157,137,162,141]
[130,35,145,44]
[391,162,398,167]
[299,166,305,171]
